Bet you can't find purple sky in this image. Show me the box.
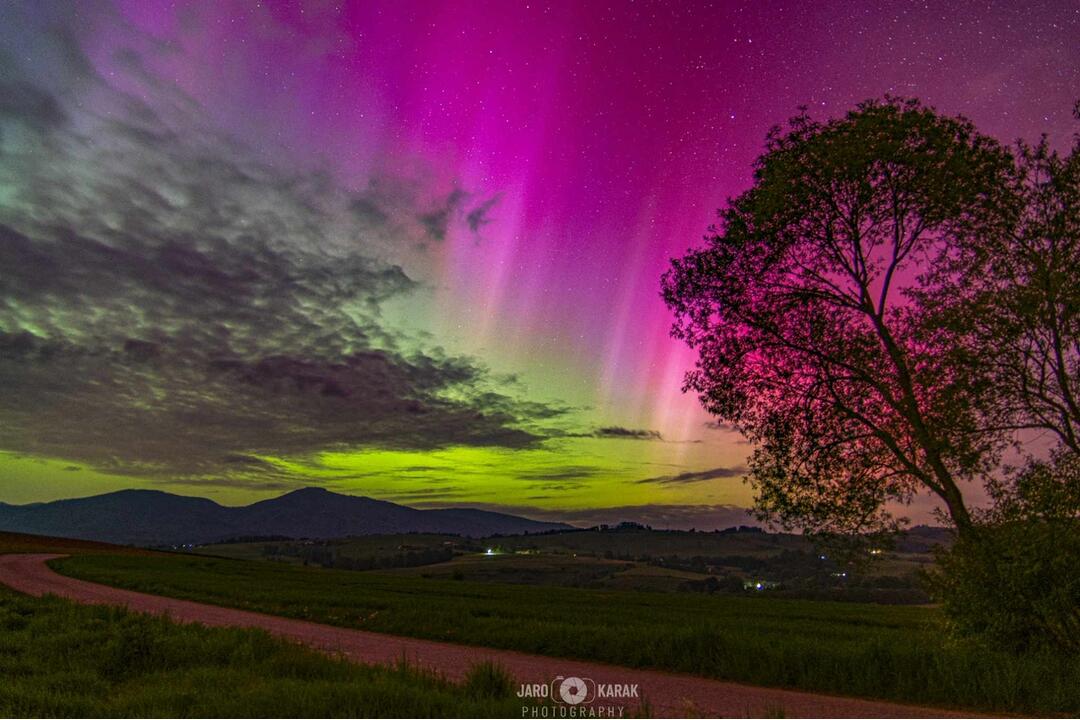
[1,0,1077,525]
[107,0,1078,432]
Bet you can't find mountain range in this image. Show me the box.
[0,487,571,547]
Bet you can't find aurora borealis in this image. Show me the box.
[1,1,1077,527]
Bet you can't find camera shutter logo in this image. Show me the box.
[558,676,589,705]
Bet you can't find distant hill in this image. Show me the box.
[0,487,571,547]
[894,524,955,552]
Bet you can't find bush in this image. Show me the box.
[927,520,1080,652]
[462,661,515,699]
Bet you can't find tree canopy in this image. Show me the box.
[662,98,1018,536]
[925,131,1080,458]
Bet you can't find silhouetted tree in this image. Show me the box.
[926,122,1080,455]
[663,98,1015,537]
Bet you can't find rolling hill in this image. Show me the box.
[0,487,570,546]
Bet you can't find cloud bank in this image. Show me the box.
[410,501,758,531]
[0,13,562,482]
[635,465,748,485]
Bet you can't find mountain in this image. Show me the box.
[0,487,570,546]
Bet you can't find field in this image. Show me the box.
[0,535,530,718]
[55,551,1080,716]
[0,531,158,557]
[193,527,940,600]
[393,552,713,593]
[0,589,531,718]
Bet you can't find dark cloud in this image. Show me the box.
[382,487,473,501]
[0,79,68,128]
[465,195,500,234]
[416,188,501,243]
[161,477,302,493]
[635,465,748,485]
[0,23,565,483]
[410,501,758,531]
[704,421,737,432]
[704,421,751,444]
[418,188,468,242]
[349,196,389,227]
[526,482,589,493]
[514,466,601,482]
[594,426,664,441]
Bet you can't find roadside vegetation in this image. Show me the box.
[0,585,526,718]
[55,552,1080,716]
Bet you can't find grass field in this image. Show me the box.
[194,527,937,598]
[0,586,531,718]
[0,531,158,557]
[55,552,1080,716]
[197,537,739,592]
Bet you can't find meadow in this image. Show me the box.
[0,586,531,718]
[0,531,157,557]
[55,552,1080,716]
[0,534,531,717]
[194,527,937,600]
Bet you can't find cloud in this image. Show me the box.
[418,188,468,242]
[526,482,589,493]
[0,17,565,482]
[382,487,473,502]
[703,421,751,444]
[465,194,500,234]
[704,421,737,432]
[409,501,758,531]
[514,466,602,482]
[161,477,302,493]
[634,465,748,485]
[0,78,68,128]
[593,426,664,441]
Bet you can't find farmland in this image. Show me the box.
[54,550,1080,716]
[0,534,529,718]
[193,526,942,601]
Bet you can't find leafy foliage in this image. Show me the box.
[928,452,1080,653]
[928,520,1080,653]
[987,450,1080,524]
[926,130,1080,455]
[662,97,1015,535]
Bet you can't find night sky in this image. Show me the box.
[1,1,1077,528]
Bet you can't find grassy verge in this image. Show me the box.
[0,531,158,556]
[0,586,527,718]
[55,553,1080,716]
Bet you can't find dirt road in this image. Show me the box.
[0,553,977,718]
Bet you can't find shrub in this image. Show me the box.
[927,519,1080,652]
[462,661,516,699]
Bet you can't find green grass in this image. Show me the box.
[55,553,1080,716]
[0,530,158,557]
[0,586,529,718]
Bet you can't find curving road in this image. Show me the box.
[0,554,979,718]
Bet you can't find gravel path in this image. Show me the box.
[0,553,979,718]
